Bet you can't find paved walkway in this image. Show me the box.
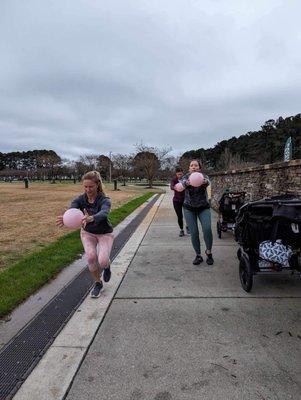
[15,191,301,400]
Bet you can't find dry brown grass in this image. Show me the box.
[0,181,153,270]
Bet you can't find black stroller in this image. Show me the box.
[235,194,301,292]
[217,191,245,238]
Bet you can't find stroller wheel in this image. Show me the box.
[216,221,222,239]
[239,255,253,292]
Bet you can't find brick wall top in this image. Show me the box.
[210,158,301,177]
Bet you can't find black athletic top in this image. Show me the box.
[179,173,210,212]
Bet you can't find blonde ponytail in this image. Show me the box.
[82,171,105,195]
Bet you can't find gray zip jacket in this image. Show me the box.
[70,193,113,234]
[179,173,210,211]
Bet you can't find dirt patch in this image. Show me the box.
[0,182,156,270]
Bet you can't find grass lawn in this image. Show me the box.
[0,181,158,270]
[0,192,158,318]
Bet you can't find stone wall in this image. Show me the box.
[209,159,301,210]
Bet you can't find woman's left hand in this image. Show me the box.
[82,209,94,228]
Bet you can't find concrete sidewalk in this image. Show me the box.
[18,191,301,399]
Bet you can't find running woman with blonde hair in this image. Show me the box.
[56,171,114,298]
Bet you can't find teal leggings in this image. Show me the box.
[183,207,213,255]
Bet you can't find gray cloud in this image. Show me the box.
[1,0,301,159]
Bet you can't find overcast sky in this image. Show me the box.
[1,0,301,160]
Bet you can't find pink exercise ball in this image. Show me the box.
[63,208,84,229]
[174,182,185,192]
[189,172,204,187]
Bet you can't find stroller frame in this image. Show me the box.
[217,191,245,239]
[235,195,301,292]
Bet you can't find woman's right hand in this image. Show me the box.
[56,215,64,228]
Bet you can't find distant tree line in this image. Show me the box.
[0,150,62,180]
[0,145,178,188]
[180,113,301,171]
[1,114,300,182]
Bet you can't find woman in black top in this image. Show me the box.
[56,171,114,298]
[179,160,214,265]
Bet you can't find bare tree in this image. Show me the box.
[179,156,190,172]
[133,142,173,186]
[133,150,160,188]
[97,155,112,181]
[159,154,179,180]
[112,153,133,185]
[217,147,248,171]
[134,142,172,162]
[79,154,99,170]
[73,161,87,180]
[37,151,61,181]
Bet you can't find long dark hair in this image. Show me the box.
[190,159,202,169]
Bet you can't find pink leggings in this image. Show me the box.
[80,230,114,272]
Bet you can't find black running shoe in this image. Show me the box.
[90,281,103,298]
[193,255,203,265]
[206,253,214,265]
[179,229,184,237]
[186,226,190,235]
[103,266,111,282]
